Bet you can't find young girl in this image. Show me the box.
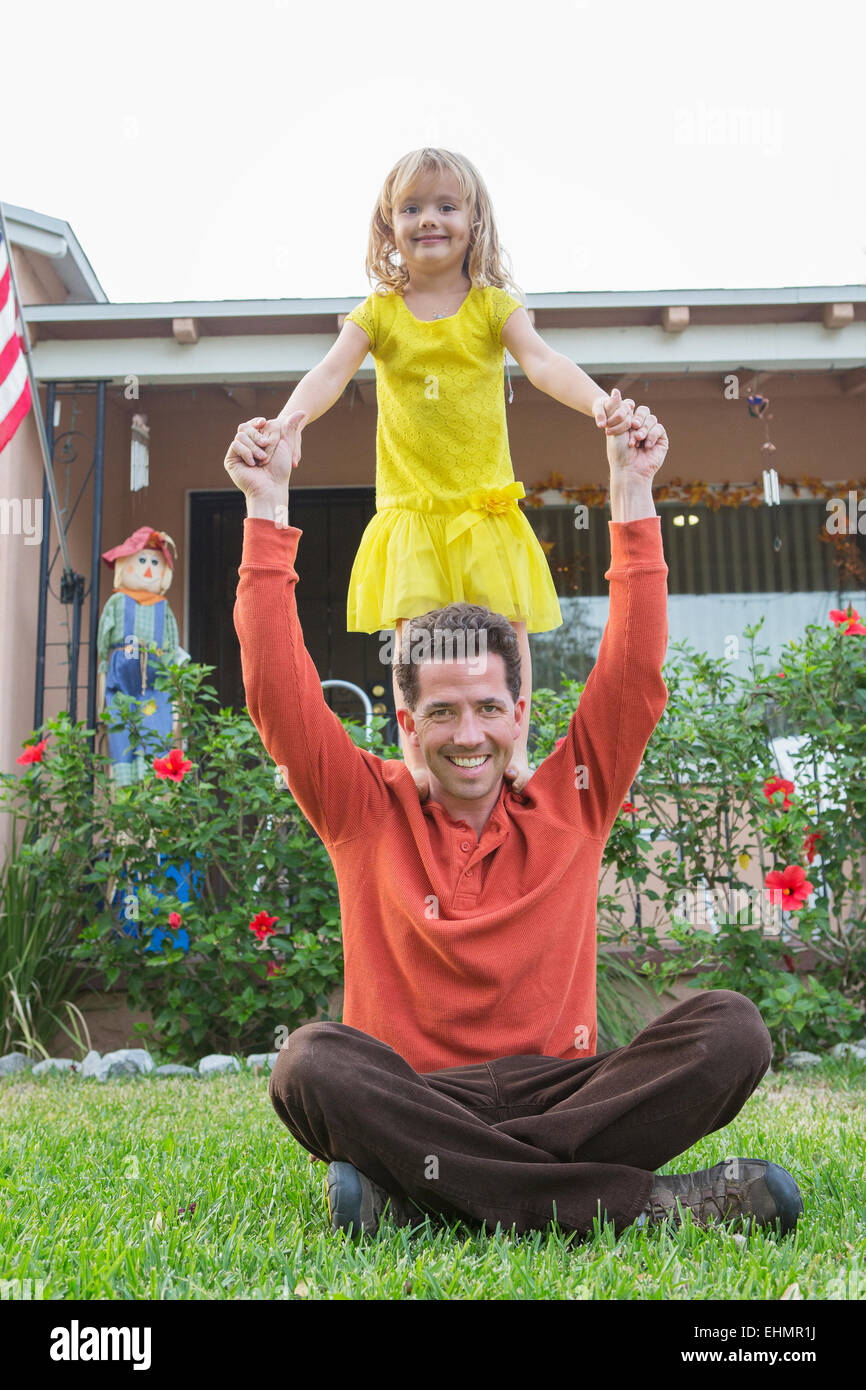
[248,148,642,793]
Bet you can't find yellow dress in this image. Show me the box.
[344,283,562,633]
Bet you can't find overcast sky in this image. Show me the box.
[5,0,865,303]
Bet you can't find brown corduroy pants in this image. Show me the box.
[268,988,774,1236]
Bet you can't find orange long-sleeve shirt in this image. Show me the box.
[234,515,669,1073]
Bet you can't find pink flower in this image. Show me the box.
[765,865,814,912]
[763,775,795,811]
[153,748,192,781]
[266,961,285,979]
[249,911,279,942]
[17,737,48,765]
[168,912,183,930]
[802,830,824,865]
[830,606,866,636]
[621,801,636,815]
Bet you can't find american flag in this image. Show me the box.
[0,223,33,452]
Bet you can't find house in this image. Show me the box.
[2,200,865,790]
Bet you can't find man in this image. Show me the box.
[225,405,803,1242]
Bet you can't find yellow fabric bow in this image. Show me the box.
[445,482,526,545]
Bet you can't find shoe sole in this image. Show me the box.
[326,1161,365,1237]
[326,1161,426,1237]
[761,1161,804,1236]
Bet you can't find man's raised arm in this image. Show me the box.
[226,414,388,846]
[533,395,670,837]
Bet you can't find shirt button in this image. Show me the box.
[460,840,471,852]
[465,868,473,877]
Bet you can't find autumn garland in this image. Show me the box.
[520,473,866,587]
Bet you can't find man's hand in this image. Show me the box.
[223,411,306,499]
[607,401,668,481]
[592,389,635,435]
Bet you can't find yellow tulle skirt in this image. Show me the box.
[346,496,563,633]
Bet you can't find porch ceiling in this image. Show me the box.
[23,285,866,385]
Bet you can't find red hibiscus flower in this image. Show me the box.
[763,775,795,811]
[830,606,866,636]
[16,737,48,765]
[802,830,824,865]
[621,801,636,815]
[765,865,814,912]
[249,910,279,942]
[168,911,183,930]
[153,748,192,781]
[266,961,286,978]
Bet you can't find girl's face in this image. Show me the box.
[391,173,472,280]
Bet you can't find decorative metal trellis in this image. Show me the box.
[34,380,106,741]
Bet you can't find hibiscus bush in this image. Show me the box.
[529,605,866,1058]
[1,659,377,1061]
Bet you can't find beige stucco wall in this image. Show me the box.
[0,245,72,851]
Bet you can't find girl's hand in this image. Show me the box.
[592,388,635,436]
[607,404,668,479]
[223,412,305,497]
[261,412,307,469]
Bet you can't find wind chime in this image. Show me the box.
[746,384,782,550]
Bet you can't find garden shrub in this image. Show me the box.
[531,611,866,1057]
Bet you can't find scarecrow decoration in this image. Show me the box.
[97,526,182,785]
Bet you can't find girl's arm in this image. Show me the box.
[272,319,372,453]
[501,307,632,433]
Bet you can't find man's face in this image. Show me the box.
[400,652,525,801]
[391,173,472,279]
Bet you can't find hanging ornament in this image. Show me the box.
[130,414,150,492]
[762,468,780,506]
[746,380,776,459]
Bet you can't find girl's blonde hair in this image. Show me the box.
[363,147,525,303]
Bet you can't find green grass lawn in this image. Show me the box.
[1,1059,863,1300]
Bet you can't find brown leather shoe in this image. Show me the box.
[639,1159,803,1236]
